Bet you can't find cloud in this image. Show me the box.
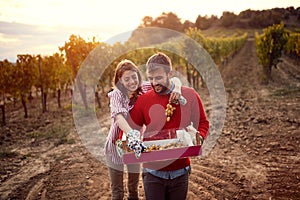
[0,21,135,62]
[0,21,72,61]
[0,21,42,35]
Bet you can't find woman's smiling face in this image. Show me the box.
[119,70,139,93]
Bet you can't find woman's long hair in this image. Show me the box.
[113,59,143,103]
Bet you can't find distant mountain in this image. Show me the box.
[234,7,300,29]
[128,7,300,46]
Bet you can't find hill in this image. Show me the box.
[128,7,300,46]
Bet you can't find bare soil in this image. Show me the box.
[1,38,299,200]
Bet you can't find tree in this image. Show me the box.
[0,59,14,125]
[139,16,153,28]
[182,20,195,31]
[37,53,67,112]
[52,53,72,108]
[195,15,212,30]
[152,12,183,32]
[255,22,288,81]
[37,55,47,112]
[16,54,38,118]
[59,35,99,109]
[221,11,237,27]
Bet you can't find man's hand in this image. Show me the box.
[186,122,203,145]
[195,133,204,146]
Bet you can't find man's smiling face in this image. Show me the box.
[147,67,171,94]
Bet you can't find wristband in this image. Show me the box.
[179,95,187,105]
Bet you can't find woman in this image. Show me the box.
[104,59,182,200]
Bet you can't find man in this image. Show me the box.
[128,52,209,200]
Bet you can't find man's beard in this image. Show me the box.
[151,80,170,94]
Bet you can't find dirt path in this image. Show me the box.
[194,39,300,199]
[0,38,299,200]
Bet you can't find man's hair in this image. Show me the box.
[146,52,172,74]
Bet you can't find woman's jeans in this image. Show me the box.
[108,161,140,200]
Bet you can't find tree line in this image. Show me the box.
[0,28,248,125]
[1,8,299,125]
[138,7,300,31]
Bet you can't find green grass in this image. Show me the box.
[271,87,300,97]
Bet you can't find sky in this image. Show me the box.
[0,0,299,62]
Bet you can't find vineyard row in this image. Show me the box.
[0,29,248,123]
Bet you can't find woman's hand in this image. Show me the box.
[127,129,146,159]
[170,77,182,103]
[169,90,181,103]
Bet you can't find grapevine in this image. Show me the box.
[185,27,248,65]
[255,22,289,80]
[284,31,300,58]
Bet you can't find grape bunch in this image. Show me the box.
[165,103,176,122]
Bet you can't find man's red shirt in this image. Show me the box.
[128,86,209,171]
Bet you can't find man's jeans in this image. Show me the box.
[142,171,189,200]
